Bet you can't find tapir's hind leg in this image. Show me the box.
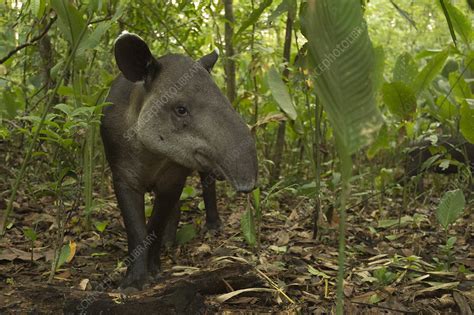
[160,201,181,248]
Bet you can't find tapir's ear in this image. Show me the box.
[114,32,158,82]
[199,49,219,72]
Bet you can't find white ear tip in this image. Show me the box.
[213,48,219,56]
[115,31,143,44]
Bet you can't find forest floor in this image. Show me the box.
[0,173,472,314]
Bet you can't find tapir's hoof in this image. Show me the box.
[148,260,161,278]
[119,271,152,291]
[205,219,222,231]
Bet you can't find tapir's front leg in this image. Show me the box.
[199,172,221,230]
[147,181,186,276]
[112,178,148,289]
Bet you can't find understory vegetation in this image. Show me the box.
[0,0,473,313]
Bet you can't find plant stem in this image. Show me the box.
[336,150,352,314]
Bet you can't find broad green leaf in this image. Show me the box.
[446,236,457,248]
[23,228,37,242]
[180,186,196,200]
[414,50,449,94]
[372,46,385,93]
[378,215,413,228]
[236,0,273,37]
[240,208,256,247]
[57,85,74,96]
[436,189,465,230]
[145,205,153,218]
[367,124,389,159]
[308,265,330,278]
[267,66,297,120]
[56,241,76,270]
[303,0,382,155]
[393,52,418,84]
[51,0,87,46]
[467,51,474,72]
[460,100,474,143]
[54,103,73,116]
[30,0,46,18]
[448,72,472,101]
[87,0,103,13]
[442,1,472,46]
[2,89,24,119]
[435,96,458,121]
[94,221,108,233]
[198,200,205,211]
[382,82,417,120]
[252,187,261,217]
[77,21,113,56]
[269,0,289,22]
[268,0,297,22]
[176,224,197,245]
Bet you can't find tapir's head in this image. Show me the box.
[114,33,257,192]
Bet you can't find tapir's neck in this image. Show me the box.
[125,82,146,126]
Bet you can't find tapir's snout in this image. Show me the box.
[218,137,258,193]
[234,180,257,193]
[194,130,258,193]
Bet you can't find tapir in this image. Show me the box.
[100,32,258,288]
[405,136,474,177]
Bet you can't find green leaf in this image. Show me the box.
[393,52,418,85]
[30,0,46,18]
[267,66,297,120]
[436,189,465,230]
[56,244,71,270]
[145,205,153,218]
[2,89,24,119]
[367,124,389,159]
[180,186,197,200]
[252,187,261,217]
[77,21,113,56]
[307,265,330,278]
[240,208,256,247]
[442,1,472,46]
[382,82,417,120]
[372,46,385,93]
[54,103,73,116]
[446,236,457,248]
[378,215,413,229]
[448,72,472,101]
[23,228,37,242]
[236,0,273,37]
[176,224,197,245]
[198,200,205,211]
[460,100,474,143]
[413,50,449,94]
[51,0,87,46]
[268,0,297,22]
[94,220,108,233]
[303,0,382,155]
[435,96,458,121]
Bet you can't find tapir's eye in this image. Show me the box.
[175,106,188,117]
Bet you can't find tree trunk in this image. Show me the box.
[270,12,293,183]
[224,0,236,105]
